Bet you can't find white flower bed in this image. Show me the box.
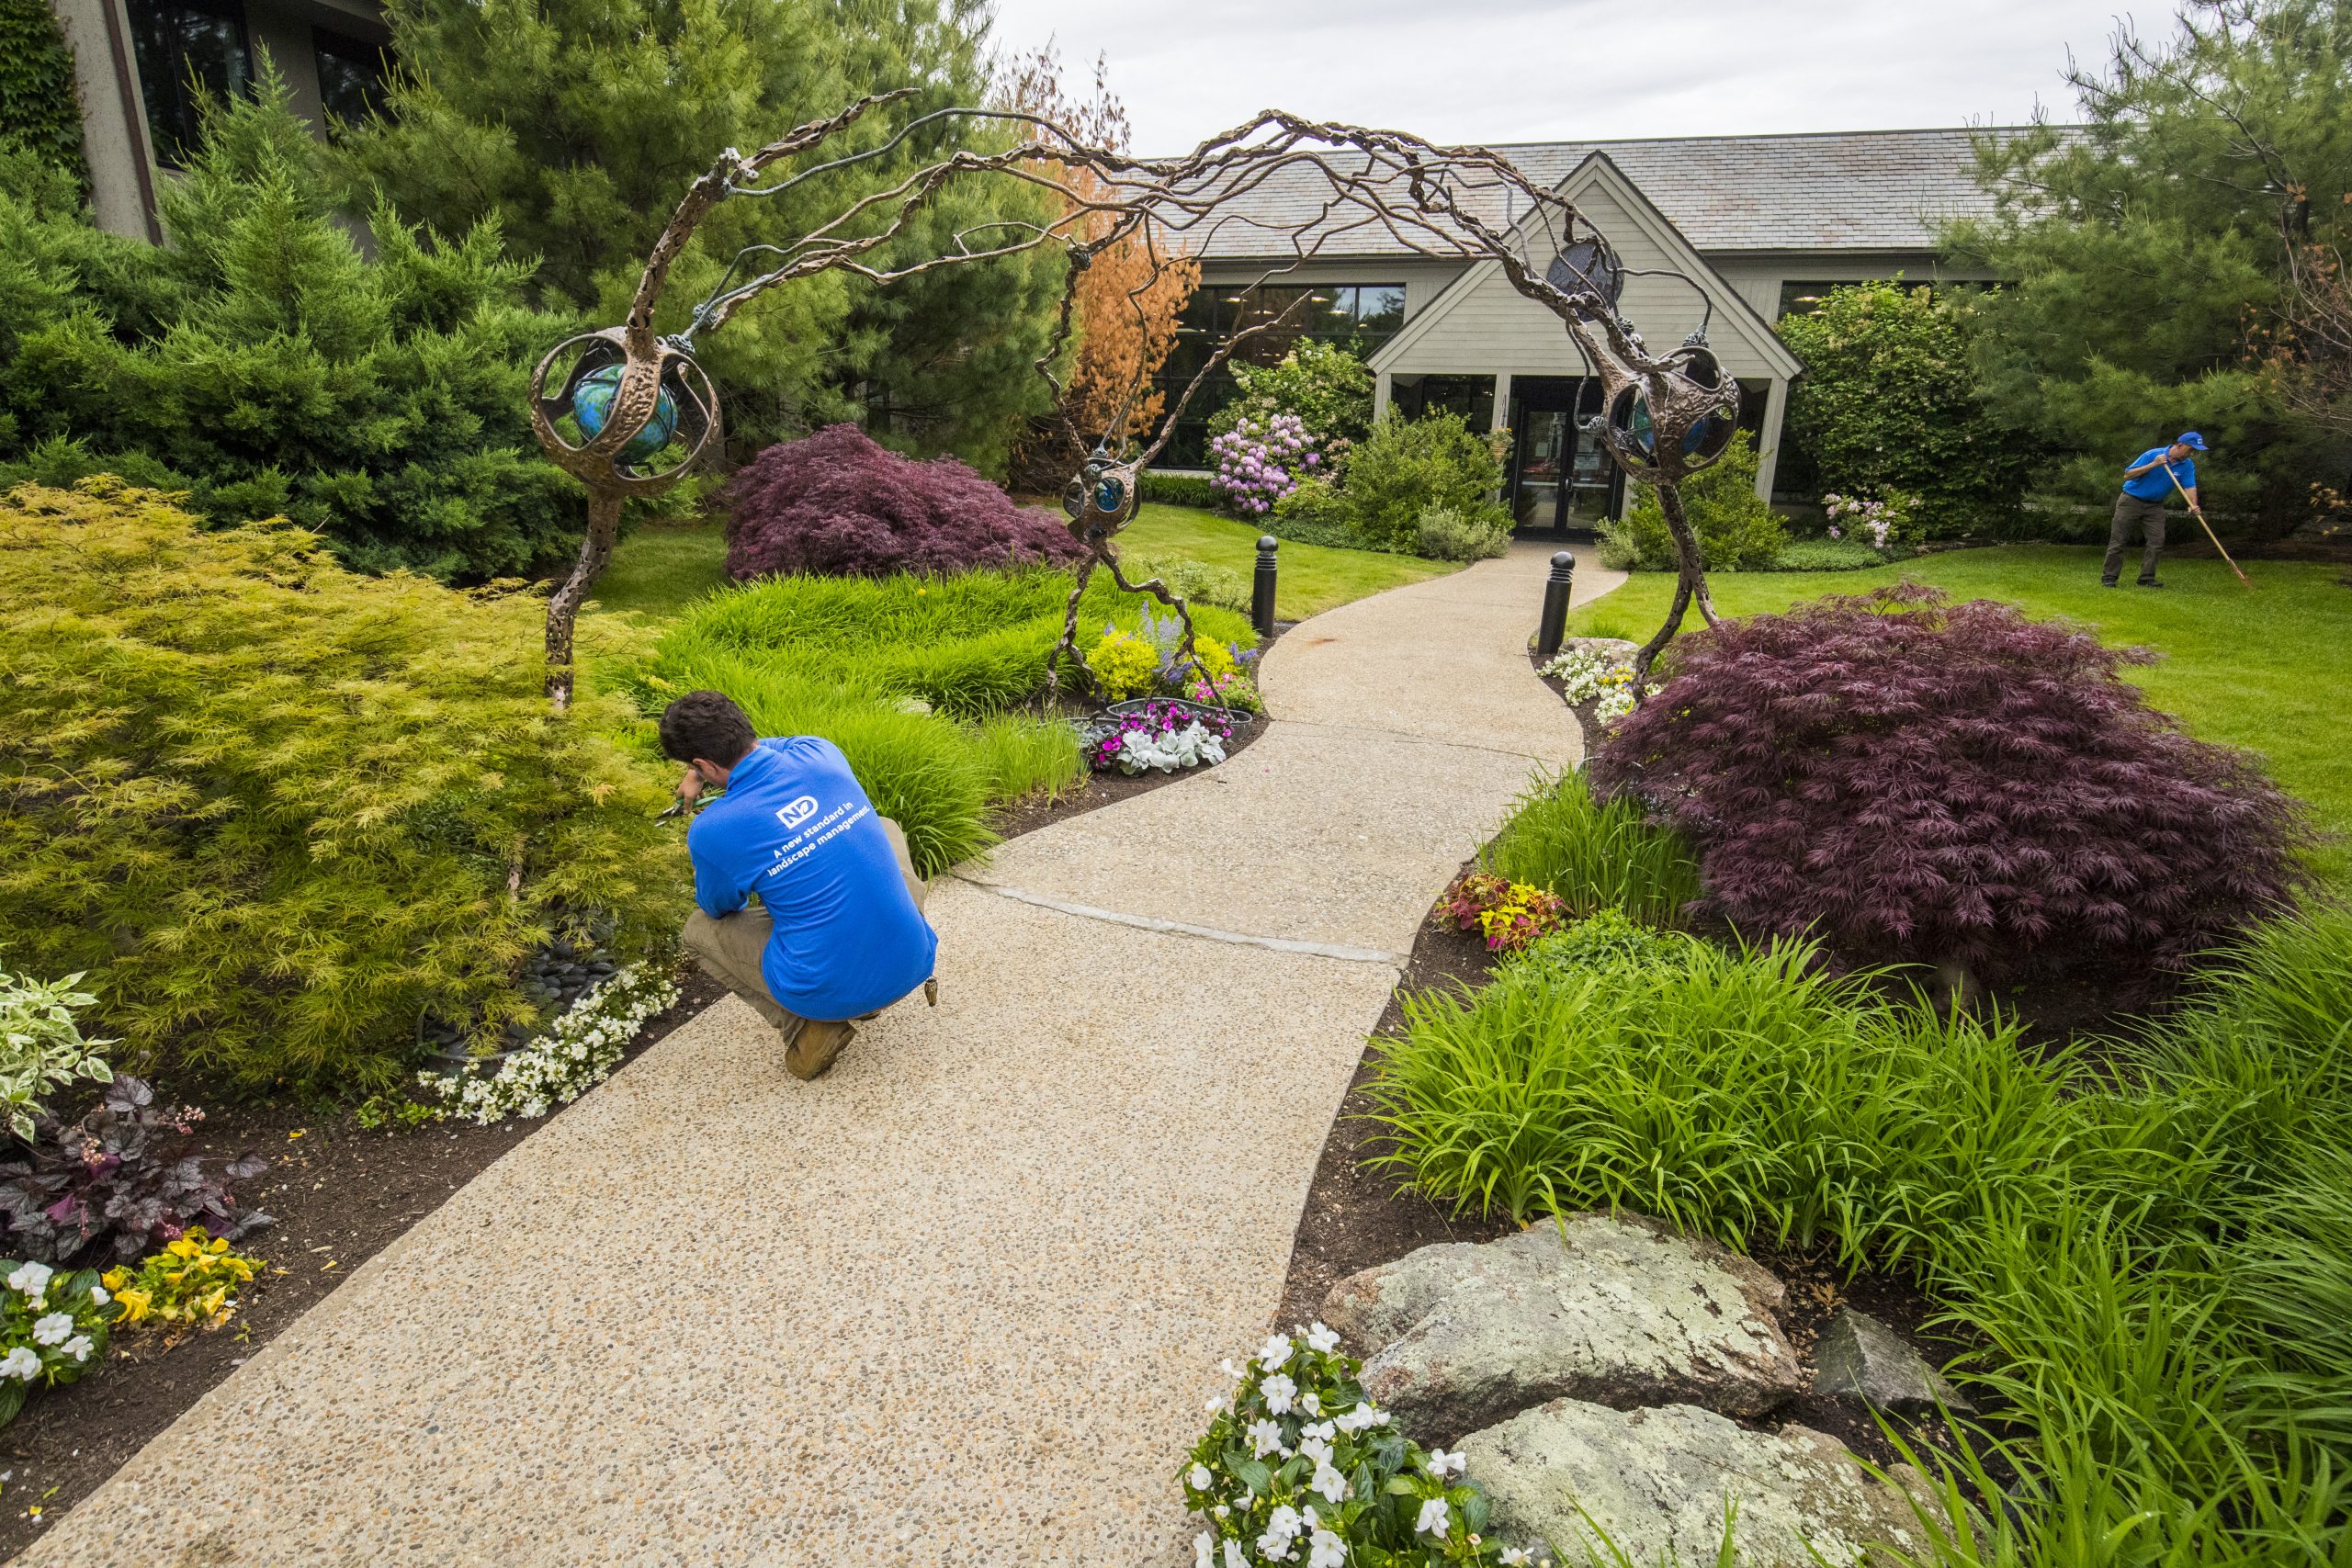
[421,964,678,1124]
[1182,1323,1544,1566]
[1107,719,1227,775]
[1537,644,1652,724]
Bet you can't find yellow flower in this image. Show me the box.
[208,1236,230,1255]
[113,1288,153,1325]
[201,1287,231,1320]
[165,1237,200,1261]
[101,1268,129,1292]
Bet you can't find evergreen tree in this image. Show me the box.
[0,72,584,579]
[336,0,1061,470]
[1950,0,2352,533]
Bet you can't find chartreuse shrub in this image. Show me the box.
[630,567,1252,870]
[0,76,584,581]
[1602,430,1785,571]
[1593,586,2307,984]
[1335,412,1510,554]
[1370,897,2352,1562]
[0,481,686,1094]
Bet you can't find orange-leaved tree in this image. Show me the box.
[998,47,1197,492]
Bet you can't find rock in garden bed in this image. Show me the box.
[1812,1307,1973,1416]
[1321,1213,1804,1443]
[1460,1397,1944,1568]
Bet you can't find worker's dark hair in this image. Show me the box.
[658,691,756,767]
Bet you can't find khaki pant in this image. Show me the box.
[2103,492,2167,585]
[682,818,929,1033]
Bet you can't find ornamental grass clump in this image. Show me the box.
[1183,1323,1540,1567]
[722,424,1084,580]
[1481,772,1701,927]
[0,480,687,1092]
[1590,585,2308,983]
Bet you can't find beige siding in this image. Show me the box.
[1710,252,2003,321]
[1377,182,1787,379]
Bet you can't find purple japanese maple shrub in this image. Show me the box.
[1589,586,2307,980]
[723,424,1086,580]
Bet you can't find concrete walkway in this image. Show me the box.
[20,543,1620,1568]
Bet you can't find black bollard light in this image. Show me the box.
[1534,549,1575,661]
[1252,535,1279,639]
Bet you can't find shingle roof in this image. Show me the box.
[1179,127,2037,261]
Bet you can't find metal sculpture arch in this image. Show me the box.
[527,93,1740,709]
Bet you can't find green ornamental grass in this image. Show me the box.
[1482,771,1702,927]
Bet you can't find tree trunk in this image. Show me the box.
[1629,479,1718,690]
[545,492,625,712]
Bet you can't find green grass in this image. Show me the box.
[1121,503,1458,620]
[1570,547,2352,891]
[1482,772,1701,926]
[590,503,1456,629]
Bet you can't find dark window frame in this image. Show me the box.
[1152,280,1407,468]
[126,0,252,169]
[311,26,390,135]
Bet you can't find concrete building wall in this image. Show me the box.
[51,0,157,240]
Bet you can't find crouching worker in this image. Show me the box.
[661,690,937,1081]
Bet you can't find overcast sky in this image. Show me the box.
[983,1,2155,151]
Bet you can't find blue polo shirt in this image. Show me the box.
[2122,448,2194,502]
[686,737,936,1022]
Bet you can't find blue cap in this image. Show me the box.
[2177,431,2209,450]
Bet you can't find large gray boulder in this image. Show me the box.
[1460,1398,1942,1568]
[1813,1308,1973,1416]
[1321,1213,1803,1443]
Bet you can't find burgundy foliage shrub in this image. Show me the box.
[723,424,1086,580]
[1589,586,2307,979]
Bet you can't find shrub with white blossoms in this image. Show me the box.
[1536,646,1652,725]
[0,1258,113,1425]
[1183,1322,1548,1567]
[421,964,679,1124]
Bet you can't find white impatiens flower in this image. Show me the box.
[1259,1371,1297,1415]
[1428,1447,1467,1479]
[1500,1550,1534,1566]
[1304,1321,1340,1353]
[1309,1460,1348,1506]
[1416,1496,1452,1537]
[1256,1333,1294,1371]
[1334,1404,1390,1433]
[1246,1418,1284,1458]
[1307,1529,1347,1568]
[88,1285,107,1306]
[1194,1531,1214,1568]
[1298,1390,1320,1416]
[1257,1504,1305,1560]
[30,1313,73,1347]
[1300,1419,1335,1443]
[6,1263,51,1299]
[0,1348,38,1382]
[62,1337,91,1363]
[1188,1463,1214,1493]
[1223,1541,1248,1568]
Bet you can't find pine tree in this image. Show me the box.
[336,0,1062,469]
[1951,0,2352,533]
[0,70,584,579]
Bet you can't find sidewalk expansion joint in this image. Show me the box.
[948,875,1405,966]
[1270,717,1559,766]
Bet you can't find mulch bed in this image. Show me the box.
[0,674,1289,1550]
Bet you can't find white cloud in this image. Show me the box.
[984,0,2148,150]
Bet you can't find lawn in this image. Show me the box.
[588,502,1454,626]
[1568,546,2352,890]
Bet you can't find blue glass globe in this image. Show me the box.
[570,365,679,465]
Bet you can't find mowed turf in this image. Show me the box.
[1566,546,2352,891]
[589,502,1455,626]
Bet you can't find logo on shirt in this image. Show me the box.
[776,795,820,829]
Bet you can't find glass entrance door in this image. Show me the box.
[1508,378,1613,536]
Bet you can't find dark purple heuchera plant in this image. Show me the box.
[724,423,1087,580]
[0,1077,270,1265]
[1589,586,2308,982]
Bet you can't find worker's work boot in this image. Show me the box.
[923,976,939,1008]
[784,1019,856,1080]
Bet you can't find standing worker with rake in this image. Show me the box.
[2106,432,2209,589]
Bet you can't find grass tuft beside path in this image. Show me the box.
[589,503,1455,626]
[1567,546,2352,892]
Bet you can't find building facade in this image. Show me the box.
[1165,129,2017,532]
[49,0,387,243]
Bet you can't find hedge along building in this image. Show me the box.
[46,0,388,243]
[1159,128,2017,535]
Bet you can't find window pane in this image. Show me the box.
[128,0,250,167]
[1356,286,1405,334]
[313,28,389,131]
